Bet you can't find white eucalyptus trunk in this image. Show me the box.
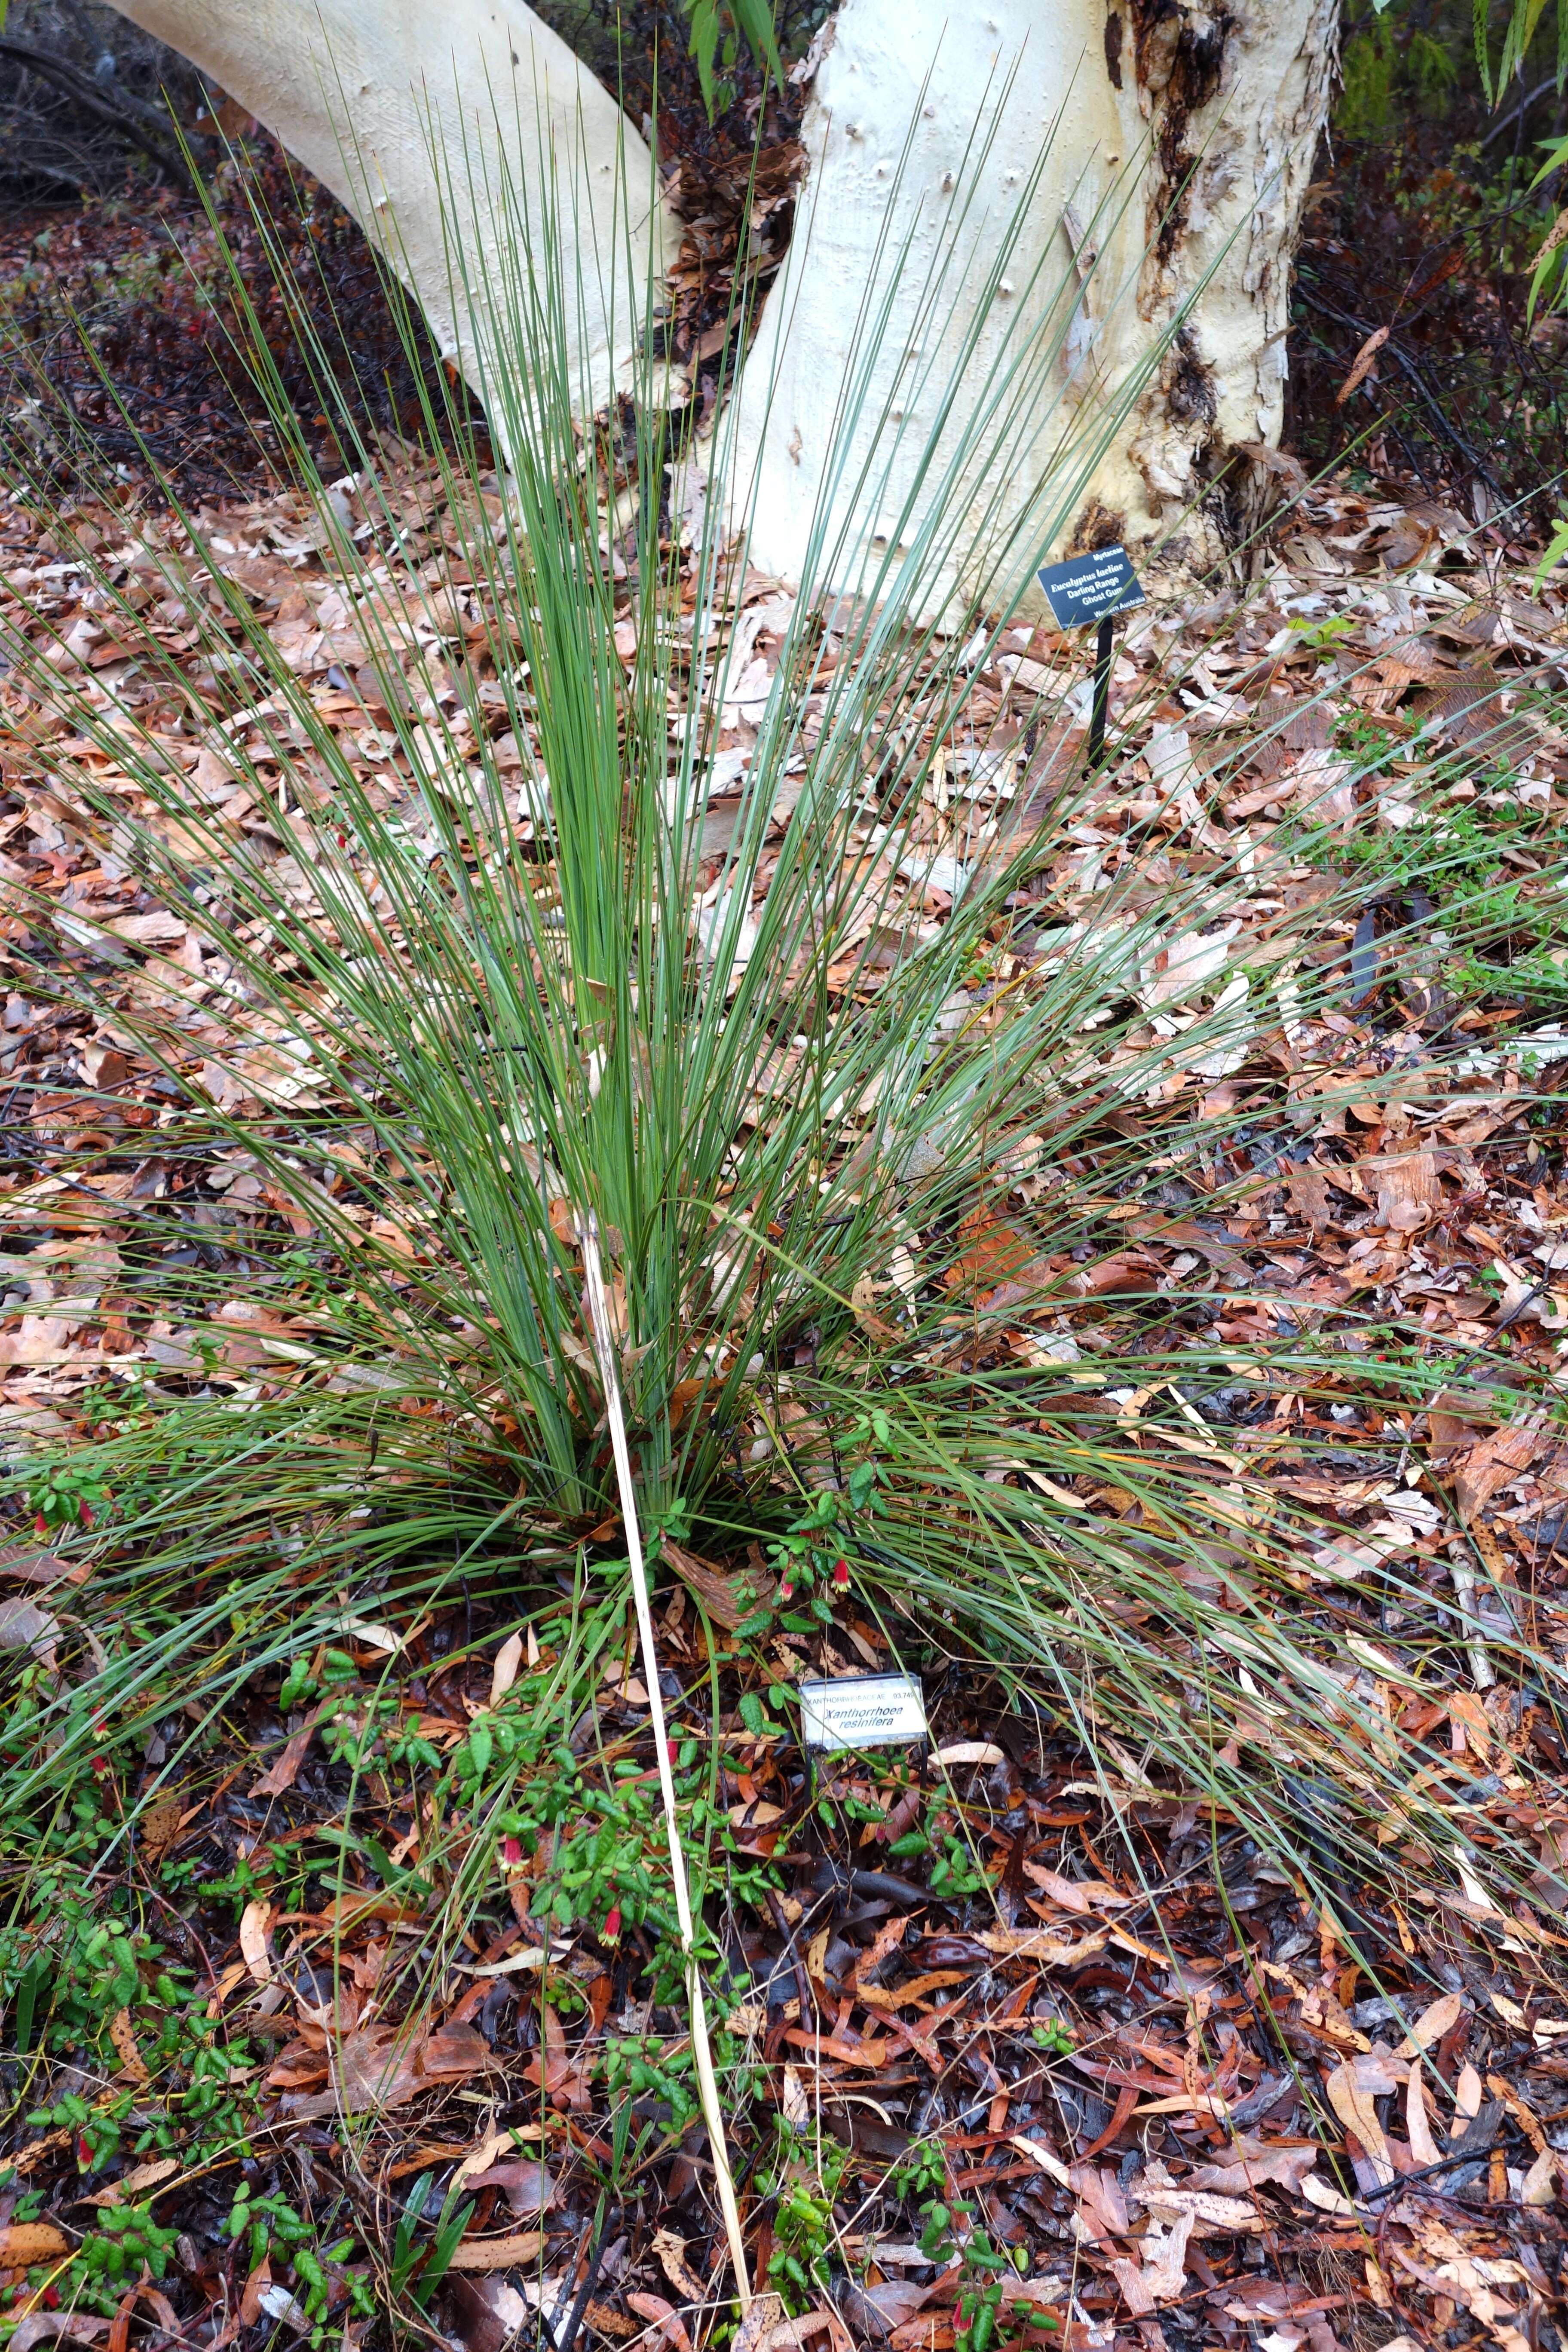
[732,0,1339,603]
[108,0,676,419]
[107,0,1337,603]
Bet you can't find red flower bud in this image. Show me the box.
[501,1836,524,1866]
[42,2288,60,2312]
[832,1558,850,1588]
[75,2135,92,2171]
[778,1580,794,1602]
[79,1501,94,1528]
[34,1514,47,1538]
[602,1905,622,1941]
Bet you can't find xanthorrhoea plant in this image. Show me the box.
[0,95,1555,2014]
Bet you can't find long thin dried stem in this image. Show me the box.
[580,1212,753,2312]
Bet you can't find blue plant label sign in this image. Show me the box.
[1036,544,1145,629]
[798,1672,927,1752]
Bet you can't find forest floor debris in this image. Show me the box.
[0,430,1565,2351]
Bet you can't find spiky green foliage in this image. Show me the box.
[0,99,1559,2021]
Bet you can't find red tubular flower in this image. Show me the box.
[33,1514,47,1539]
[832,1558,850,1589]
[501,1836,524,1866]
[602,1905,622,1941]
[778,1580,794,1602]
[79,1502,94,1528]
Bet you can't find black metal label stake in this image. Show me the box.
[1035,544,1145,771]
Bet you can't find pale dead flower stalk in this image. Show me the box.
[578,1210,753,2313]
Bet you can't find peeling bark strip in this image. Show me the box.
[1127,0,1237,267]
[1104,9,1124,89]
[1112,0,1337,576]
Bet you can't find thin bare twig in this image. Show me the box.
[0,35,196,192]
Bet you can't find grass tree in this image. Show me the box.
[0,100,1556,2162]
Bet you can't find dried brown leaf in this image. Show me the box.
[332,2024,423,2114]
[419,2021,494,2080]
[1336,324,1389,404]
[1184,2141,1320,2194]
[239,1898,273,1984]
[842,2282,935,2342]
[447,2232,548,2272]
[653,2230,706,2304]
[136,1792,187,1862]
[489,1631,523,1707]
[1398,1991,1465,2053]
[9,2321,109,2352]
[238,2263,272,2332]
[1454,1422,1543,1522]
[87,2157,178,2209]
[108,2007,149,2082]
[1325,2059,1394,2184]
[459,2159,554,2216]
[662,1537,775,1629]
[0,2222,72,2263]
[626,2294,695,2352]
[1406,2070,1441,2166]
[732,2294,790,2352]
[0,1542,86,1586]
[0,1599,58,1661]
[251,1703,326,1797]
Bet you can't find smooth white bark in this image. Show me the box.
[108,0,1335,608]
[730,0,1338,605]
[109,0,676,420]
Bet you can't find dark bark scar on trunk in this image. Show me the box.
[1104,9,1124,89]
[1127,0,1236,263]
[1165,325,1218,428]
[1067,498,1128,554]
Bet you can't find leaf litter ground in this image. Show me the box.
[0,427,1568,2352]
